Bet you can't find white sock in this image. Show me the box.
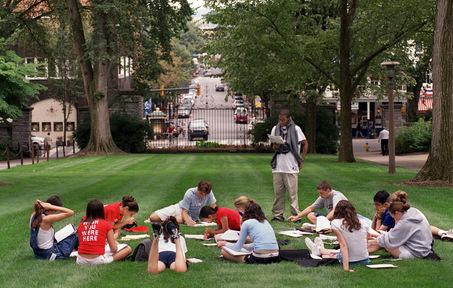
[438,229,447,236]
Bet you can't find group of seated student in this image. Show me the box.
[30,195,138,263]
[30,179,451,274]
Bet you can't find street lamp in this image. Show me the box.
[380,61,400,174]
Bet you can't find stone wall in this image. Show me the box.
[11,108,33,150]
[0,124,12,145]
[109,95,144,120]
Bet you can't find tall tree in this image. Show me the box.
[415,0,453,183]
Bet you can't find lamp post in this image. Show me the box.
[380,61,400,174]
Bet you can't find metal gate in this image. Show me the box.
[147,107,267,149]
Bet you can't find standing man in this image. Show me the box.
[270,109,308,221]
[378,127,389,155]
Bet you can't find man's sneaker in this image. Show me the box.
[305,237,320,257]
[314,237,325,250]
[441,229,453,241]
[272,216,285,222]
[151,223,162,238]
[164,221,179,239]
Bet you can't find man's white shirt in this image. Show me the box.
[271,125,306,174]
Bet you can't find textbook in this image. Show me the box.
[219,229,240,242]
[268,135,285,144]
[316,216,331,233]
[54,224,76,243]
[222,246,251,256]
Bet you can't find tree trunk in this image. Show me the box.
[66,0,120,154]
[415,0,453,183]
[338,0,356,162]
[407,81,423,123]
[306,98,317,154]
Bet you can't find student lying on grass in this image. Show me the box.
[147,217,187,274]
[372,190,452,240]
[220,203,280,265]
[149,180,216,226]
[76,199,132,265]
[199,206,241,240]
[288,180,347,224]
[30,195,78,260]
[305,200,370,272]
[368,191,434,260]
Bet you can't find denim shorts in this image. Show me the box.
[159,251,176,268]
[337,254,370,265]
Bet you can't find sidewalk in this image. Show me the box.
[353,138,428,171]
[0,146,79,170]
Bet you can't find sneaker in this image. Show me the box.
[314,237,325,250]
[272,216,285,222]
[441,229,453,241]
[305,237,320,257]
[151,223,162,238]
[164,221,179,239]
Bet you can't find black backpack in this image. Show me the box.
[129,239,152,261]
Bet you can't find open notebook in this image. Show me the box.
[316,216,331,233]
[219,230,240,242]
[54,224,76,243]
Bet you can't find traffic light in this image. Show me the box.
[160,84,165,97]
[196,83,201,96]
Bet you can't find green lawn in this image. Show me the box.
[1,153,452,288]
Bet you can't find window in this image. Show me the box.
[54,122,63,132]
[42,122,51,132]
[31,122,40,132]
[24,57,48,79]
[65,122,75,131]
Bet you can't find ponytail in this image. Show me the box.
[31,195,63,229]
[121,195,139,212]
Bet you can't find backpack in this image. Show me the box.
[129,239,152,261]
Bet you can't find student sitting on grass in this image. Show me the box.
[234,196,254,216]
[104,195,139,238]
[288,180,347,224]
[368,191,433,259]
[305,200,370,272]
[221,203,280,264]
[371,190,395,231]
[147,217,188,274]
[76,199,132,265]
[29,195,78,260]
[199,206,241,239]
[149,180,216,226]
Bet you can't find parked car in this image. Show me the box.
[215,83,225,92]
[31,135,45,149]
[234,107,248,124]
[177,106,191,118]
[188,119,209,141]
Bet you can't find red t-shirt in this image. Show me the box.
[77,219,113,255]
[216,207,241,231]
[104,202,122,226]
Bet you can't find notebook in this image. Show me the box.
[222,246,251,256]
[279,230,313,238]
[316,216,331,233]
[219,230,240,242]
[268,135,284,144]
[54,224,76,243]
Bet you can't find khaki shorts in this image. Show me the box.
[76,254,114,265]
[155,203,181,221]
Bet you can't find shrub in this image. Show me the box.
[74,114,152,153]
[395,119,431,155]
[195,141,222,148]
[251,106,338,154]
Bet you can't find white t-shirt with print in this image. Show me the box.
[271,125,306,173]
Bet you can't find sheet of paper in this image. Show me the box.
[316,216,331,233]
[202,243,218,246]
[187,258,203,263]
[144,219,151,224]
[278,230,313,238]
[268,135,284,144]
[222,246,251,256]
[192,222,217,227]
[366,264,398,269]
[319,234,337,241]
[184,234,206,240]
[55,224,76,243]
[120,234,149,241]
[219,229,240,242]
[369,255,380,259]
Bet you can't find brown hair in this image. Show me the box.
[389,190,409,205]
[121,195,139,212]
[162,216,180,243]
[31,195,63,229]
[242,202,266,223]
[332,200,361,232]
[234,196,254,209]
[316,180,332,191]
[197,180,212,194]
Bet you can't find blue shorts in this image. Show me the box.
[337,254,370,265]
[159,251,176,268]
